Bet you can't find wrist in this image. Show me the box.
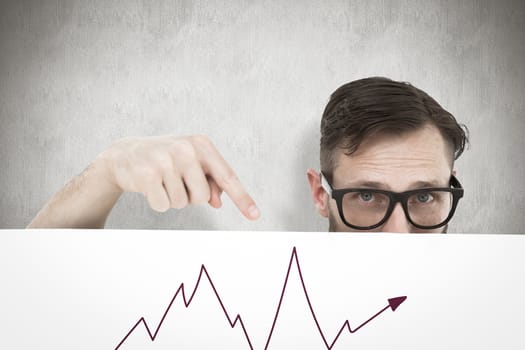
[93,150,123,196]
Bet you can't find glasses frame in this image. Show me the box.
[321,173,464,230]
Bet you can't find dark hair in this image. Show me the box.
[320,77,469,180]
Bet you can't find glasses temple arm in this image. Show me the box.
[320,172,332,195]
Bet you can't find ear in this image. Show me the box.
[452,169,457,177]
[306,168,329,218]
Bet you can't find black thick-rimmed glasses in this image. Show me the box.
[321,173,464,230]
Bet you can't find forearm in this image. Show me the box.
[27,158,123,229]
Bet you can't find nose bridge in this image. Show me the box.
[382,201,410,233]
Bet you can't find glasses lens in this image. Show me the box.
[341,191,390,227]
[407,190,452,227]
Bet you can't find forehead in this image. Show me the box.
[332,125,452,190]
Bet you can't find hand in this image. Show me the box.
[96,135,260,220]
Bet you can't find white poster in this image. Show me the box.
[0,230,523,349]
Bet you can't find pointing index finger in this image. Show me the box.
[198,141,260,220]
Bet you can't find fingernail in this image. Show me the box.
[248,205,260,219]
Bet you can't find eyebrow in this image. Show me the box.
[341,180,445,190]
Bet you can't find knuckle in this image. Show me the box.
[189,188,211,205]
[170,140,197,162]
[155,152,174,171]
[219,170,239,188]
[168,184,189,209]
[171,197,188,209]
[191,134,213,148]
[137,165,161,182]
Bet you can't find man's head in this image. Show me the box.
[307,77,469,233]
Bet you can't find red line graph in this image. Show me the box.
[114,247,407,349]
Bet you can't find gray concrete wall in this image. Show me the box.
[1,0,524,233]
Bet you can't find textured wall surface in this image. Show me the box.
[1,0,524,232]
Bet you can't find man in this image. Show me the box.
[28,77,469,232]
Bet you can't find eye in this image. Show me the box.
[359,192,374,202]
[416,192,433,203]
